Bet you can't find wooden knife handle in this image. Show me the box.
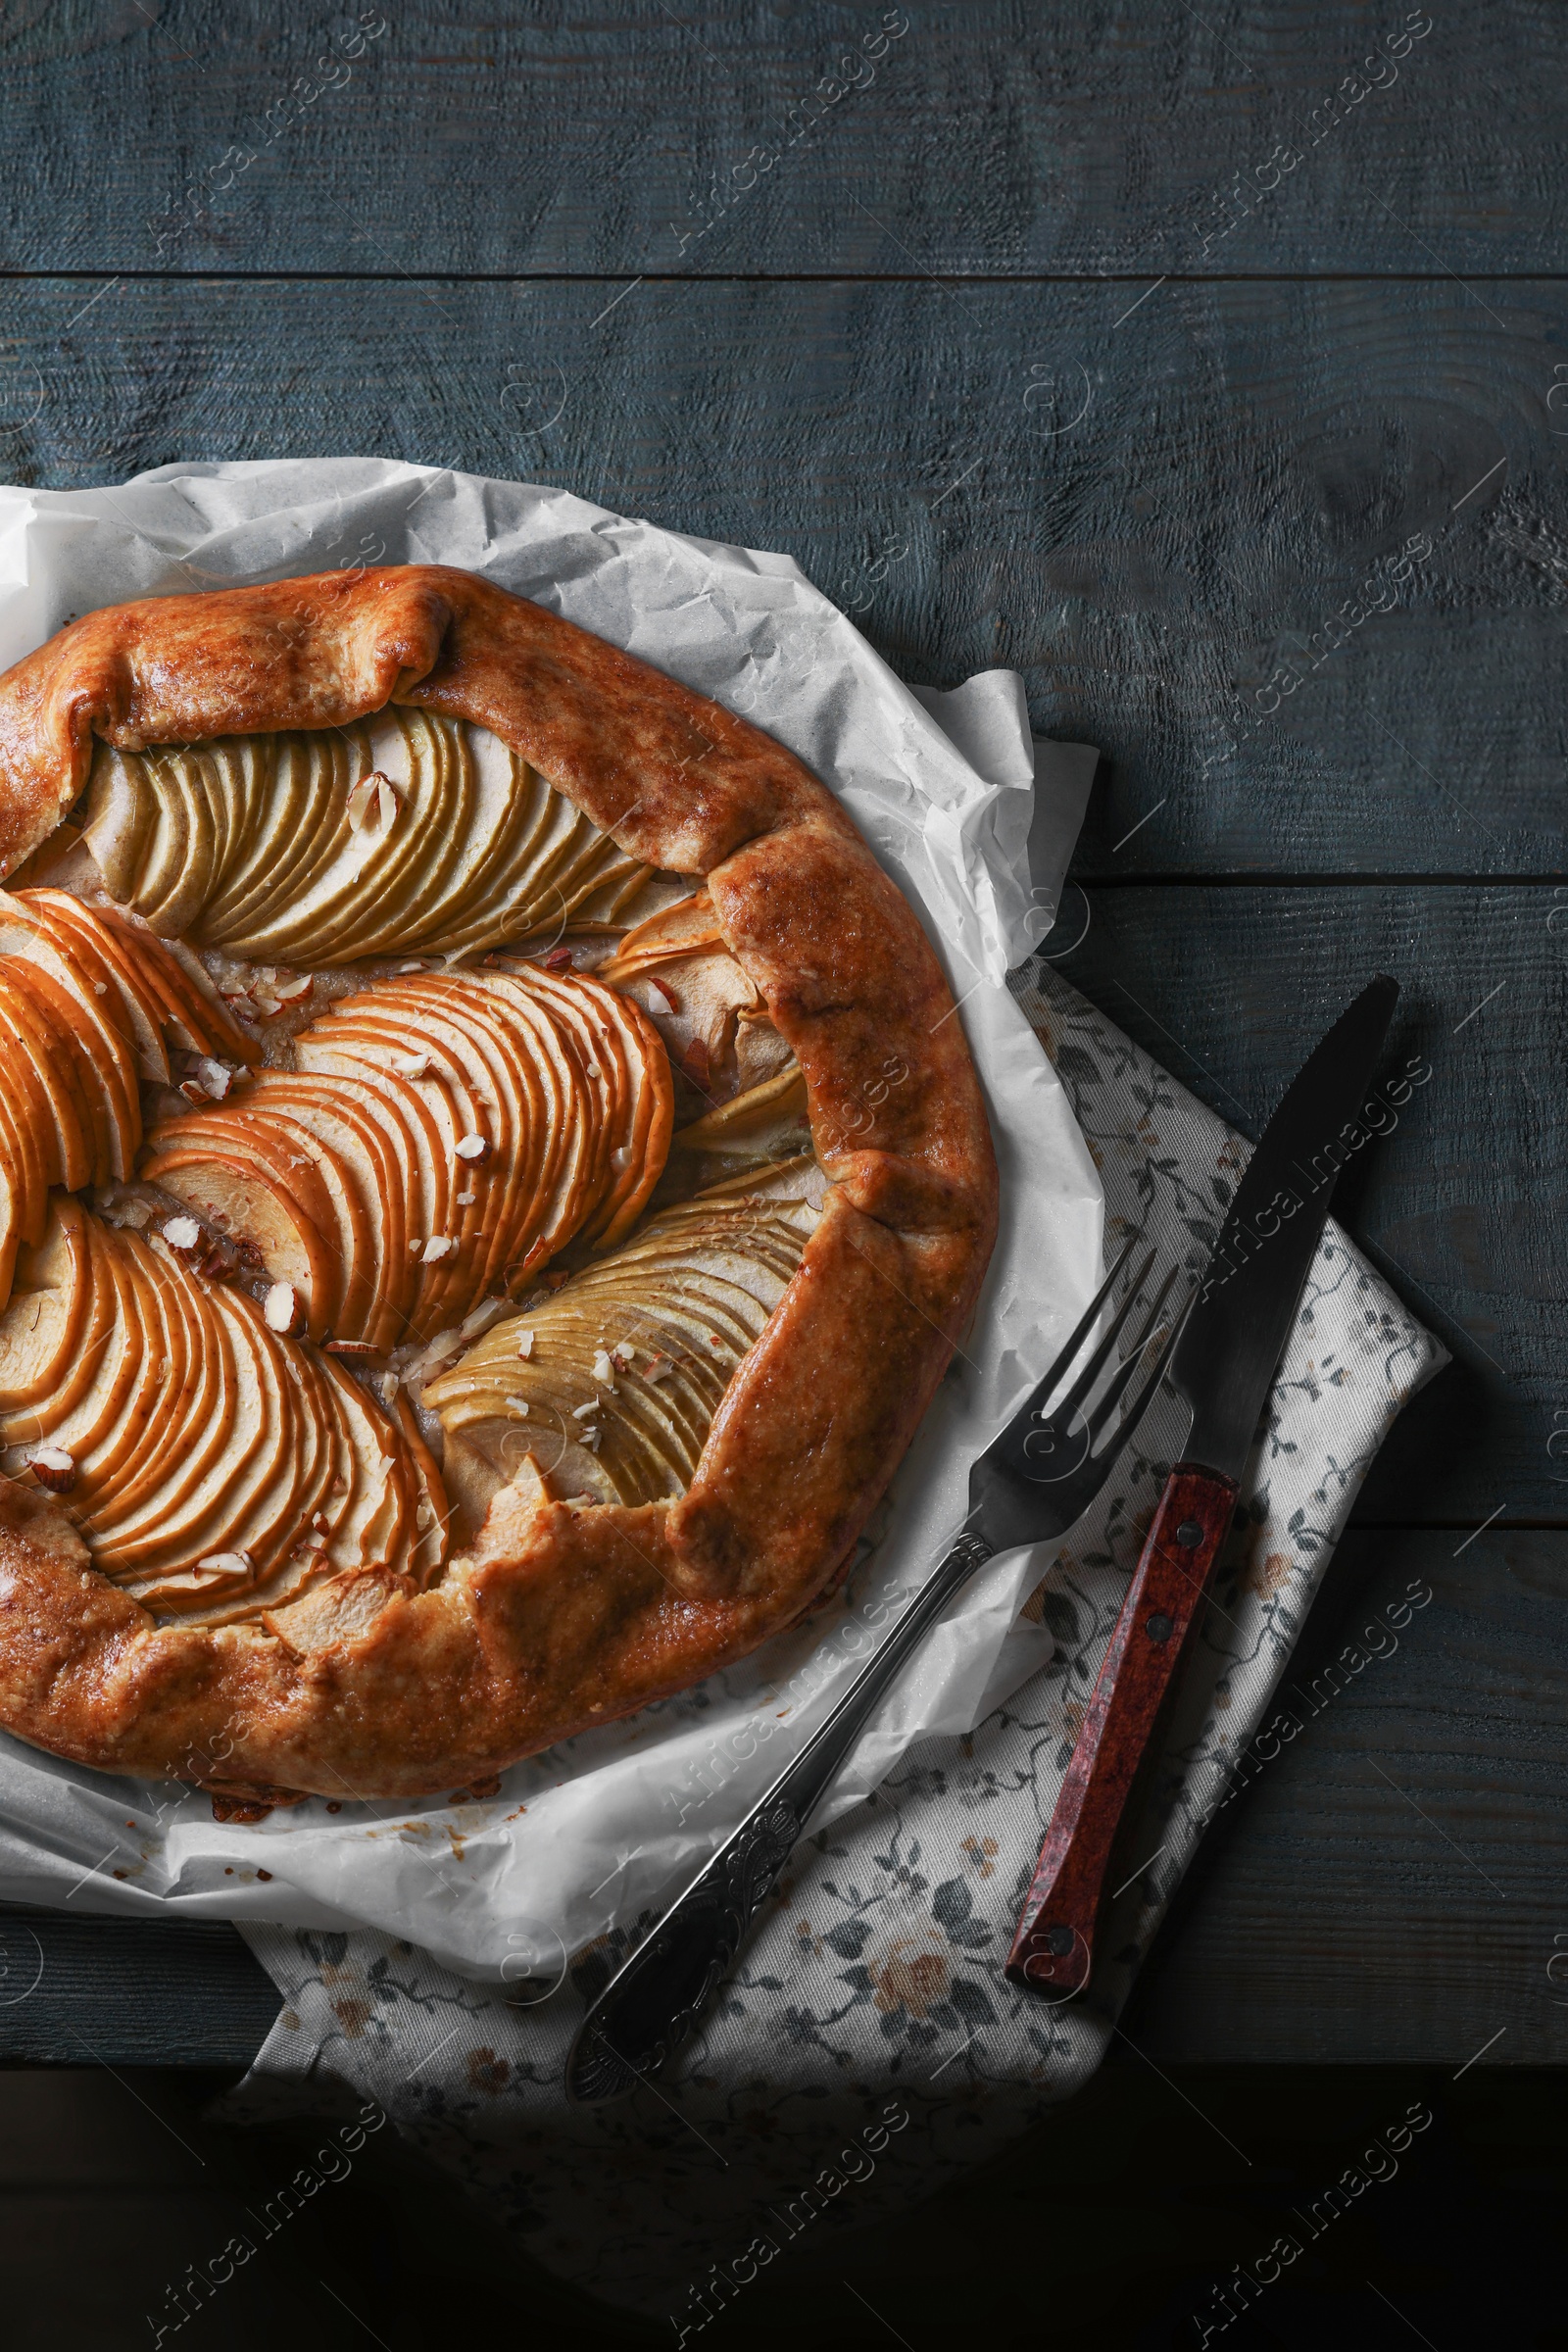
[1005,1464,1237,1997]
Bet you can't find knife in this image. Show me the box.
[1005,974,1400,1996]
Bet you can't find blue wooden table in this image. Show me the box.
[1,0,1564,2070]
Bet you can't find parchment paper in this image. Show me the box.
[0,461,1102,1981]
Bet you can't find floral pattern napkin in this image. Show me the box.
[228,963,1446,2323]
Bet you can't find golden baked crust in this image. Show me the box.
[0,566,998,1801]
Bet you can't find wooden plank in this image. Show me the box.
[0,3,1557,276]
[1053,882,1563,1524]
[0,1907,279,2065]
[1,273,1565,874]
[1135,1528,1568,2063]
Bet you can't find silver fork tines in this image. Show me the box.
[971,1235,1194,1549]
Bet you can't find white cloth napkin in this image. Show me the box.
[228,962,1446,2323]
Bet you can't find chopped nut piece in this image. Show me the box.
[420,1236,456,1263]
[454,1134,492,1163]
[394,1052,431,1080]
[195,1550,255,1582]
[195,1057,234,1100]
[396,960,424,973]
[347,771,398,837]
[514,1330,535,1358]
[264,1282,303,1335]
[456,1190,476,1205]
[572,1399,600,1420]
[592,1349,614,1385]
[505,1396,530,1417]
[28,1446,75,1493]
[162,1216,202,1251]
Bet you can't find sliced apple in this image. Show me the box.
[89,1238,236,1568]
[427,1179,820,1526]
[0,1199,93,1410]
[82,712,665,963]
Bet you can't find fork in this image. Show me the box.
[564,1234,1191,2103]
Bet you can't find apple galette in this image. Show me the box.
[0,566,997,1807]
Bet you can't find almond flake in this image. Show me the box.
[613,1339,638,1360]
[264,1282,302,1335]
[454,1134,492,1162]
[505,1396,530,1417]
[378,1373,400,1405]
[324,1340,375,1356]
[394,1052,431,1079]
[27,1446,75,1493]
[162,1216,202,1250]
[273,974,314,1004]
[397,960,424,974]
[514,1330,535,1358]
[649,975,680,1013]
[347,771,398,837]
[196,1550,255,1581]
[179,1080,211,1104]
[583,1429,602,1452]
[571,1399,600,1420]
[253,995,283,1018]
[592,1349,614,1385]
[420,1236,456,1264]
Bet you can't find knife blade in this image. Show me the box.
[1005,974,1401,1997]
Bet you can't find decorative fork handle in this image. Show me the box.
[564,1528,997,2103]
[1005,1464,1236,1998]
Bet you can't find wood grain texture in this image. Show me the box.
[1133,1528,1568,2063]
[0,1906,279,2063]
[3,274,1566,876]
[0,2,1557,275]
[1048,884,1566,1523]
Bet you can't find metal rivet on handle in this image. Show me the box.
[1146,1613,1173,1644]
[1175,1519,1203,1548]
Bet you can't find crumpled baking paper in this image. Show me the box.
[0,461,1102,1980]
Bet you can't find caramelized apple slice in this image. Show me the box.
[0,963,105,1189]
[0,1199,94,1410]
[89,1243,235,1569]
